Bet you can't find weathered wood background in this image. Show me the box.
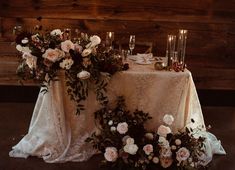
[0,0,235,89]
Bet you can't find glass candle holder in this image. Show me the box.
[177,29,188,66]
[106,32,114,50]
[13,25,22,35]
[166,35,176,69]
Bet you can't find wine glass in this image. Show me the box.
[129,35,135,55]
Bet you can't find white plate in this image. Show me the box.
[135,60,152,65]
[128,55,155,61]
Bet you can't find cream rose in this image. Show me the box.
[175,139,182,145]
[16,45,32,53]
[126,137,135,145]
[163,114,174,125]
[108,120,113,126]
[160,147,172,158]
[61,40,75,53]
[42,48,65,62]
[22,52,37,69]
[104,147,118,162]
[81,48,92,57]
[110,126,116,132]
[50,29,63,36]
[158,136,170,148]
[117,122,128,134]
[171,145,177,150]
[59,58,74,70]
[152,157,159,164]
[124,144,138,155]
[143,144,153,155]
[176,147,190,162]
[86,35,101,48]
[77,70,91,80]
[157,125,172,137]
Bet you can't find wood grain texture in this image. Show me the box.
[0,0,234,89]
[0,0,234,22]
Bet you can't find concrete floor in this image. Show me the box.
[0,103,234,170]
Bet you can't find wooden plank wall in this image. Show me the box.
[0,0,235,89]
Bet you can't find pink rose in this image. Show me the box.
[117,122,128,134]
[104,147,118,162]
[157,125,171,137]
[61,40,75,53]
[42,48,65,62]
[74,44,83,53]
[176,147,190,163]
[160,157,173,168]
[143,144,153,155]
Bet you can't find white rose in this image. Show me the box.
[157,125,171,137]
[163,114,174,125]
[61,40,75,53]
[108,120,113,126]
[124,144,138,155]
[22,52,37,69]
[77,70,90,80]
[145,133,154,140]
[104,147,118,162]
[158,137,169,148]
[143,144,153,155]
[16,45,32,53]
[42,48,65,62]
[176,147,190,162]
[59,58,74,70]
[117,122,128,134]
[160,147,172,158]
[110,126,116,132]
[86,35,101,48]
[50,29,63,36]
[152,157,159,164]
[81,48,92,57]
[126,137,135,145]
[175,139,182,145]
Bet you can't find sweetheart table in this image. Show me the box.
[9,61,225,164]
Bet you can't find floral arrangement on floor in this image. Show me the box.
[14,26,128,114]
[86,96,209,170]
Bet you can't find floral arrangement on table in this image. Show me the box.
[14,26,128,114]
[86,96,209,170]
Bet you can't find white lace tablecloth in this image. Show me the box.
[9,62,226,163]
